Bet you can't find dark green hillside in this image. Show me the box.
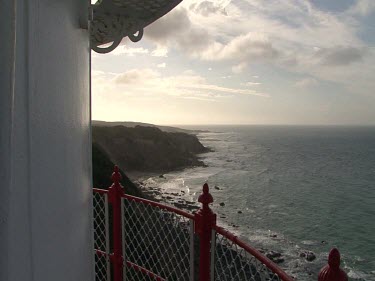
[92,142,143,197]
[92,125,210,173]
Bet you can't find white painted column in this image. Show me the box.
[0,1,93,281]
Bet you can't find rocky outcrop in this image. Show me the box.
[92,142,144,197]
[266,250,285,264]
[92,125,210,173]
[300,251,316,262]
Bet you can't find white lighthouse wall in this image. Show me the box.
[0,1,93,281]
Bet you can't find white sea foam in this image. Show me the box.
[301,240,319,246]
[347,268,371,280]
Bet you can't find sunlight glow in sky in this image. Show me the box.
[92,0,375,125]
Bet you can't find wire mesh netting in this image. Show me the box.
[93,191,110,281]
[214,232,282,281]
[125,264,166,281]
[122,197,194,281]
[93,188,291,281]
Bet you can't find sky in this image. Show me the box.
[92,0,375,125]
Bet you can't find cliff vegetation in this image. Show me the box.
[92,125,210,174]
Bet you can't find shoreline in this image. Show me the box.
[127,169,201,212]
[123,145,323,281]
[126,168,308,278]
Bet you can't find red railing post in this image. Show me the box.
[195,183,217,281]
[318,248,348,281]
[108,166,124,281]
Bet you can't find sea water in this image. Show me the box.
[147,125,375,280]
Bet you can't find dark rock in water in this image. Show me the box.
[214,185,221,190]
[266,251,282,259]
[173,202,199,211]
[273,257,285,264]
[270,234,277,238]
[321,240,327,244]
[306,252,316,262]
[220,216,226,219]
[258,248,266,254]
[159,174,166,179]
[300,251,316,262]
[232,224,239,228]
[219,202,225,206]
[237,210,243,214]
[266,251,285,264]
[166,196,173,200]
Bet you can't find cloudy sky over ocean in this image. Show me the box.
[92,0,375,125]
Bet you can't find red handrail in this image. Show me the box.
[126,261,166,281]
[94,250,165,281]
[214,225,294,281]
[93,187,108,194]
[93,166,295,281]
[122,193,195,220]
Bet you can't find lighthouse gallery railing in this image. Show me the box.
[93,166,346,281]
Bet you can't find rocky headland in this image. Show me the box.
[92,124,210,174]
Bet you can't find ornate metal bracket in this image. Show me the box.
[90,0,182,54]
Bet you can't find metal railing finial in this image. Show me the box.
[318,248,348,281]
[195,183,217,281]
[198,183,213,210]
[111,165,122,186]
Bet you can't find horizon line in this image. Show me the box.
[92,120,375,127]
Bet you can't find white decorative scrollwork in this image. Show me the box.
[90,0,182,54]
[90,1,143,53]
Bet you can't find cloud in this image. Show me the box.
[232,62,248,74]
[151,47,168,57]
[347,0,375,16]
[144,0,367,72]
[157,63,166,68]
[114,69,159,84]
[145,9,190,41]
[242,82,261,86]
[111,46,149,56]
[145,8,212,53]
[202,32,279,62]
[189,1,228,16]
[100,0,375,100]
[315,46,367,66]
[294,78,318,88]
[183,83,268,97]
[91,70,106,77]
[97,68,268,99]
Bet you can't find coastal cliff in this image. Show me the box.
[92,142,144,197]
[92,125,210,173]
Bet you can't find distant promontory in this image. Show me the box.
[92,122,210,175]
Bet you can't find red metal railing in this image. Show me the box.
[93,166,348,281]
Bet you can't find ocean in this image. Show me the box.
[142,125,375,280]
